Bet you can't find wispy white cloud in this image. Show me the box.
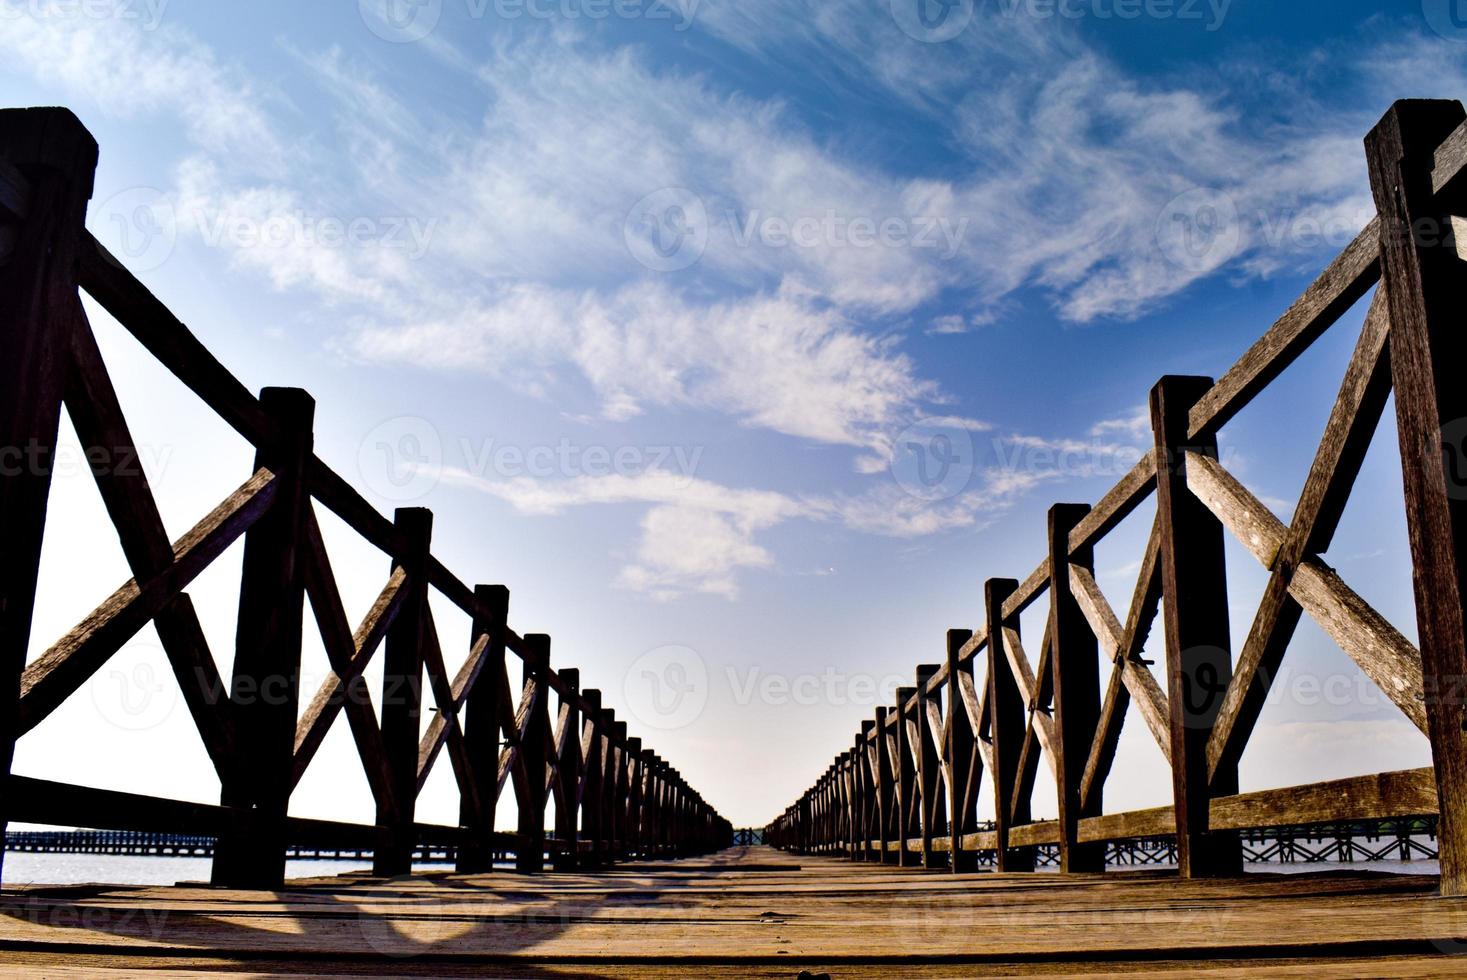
[0,12,285,169]
[6,6,1459,602]
[437,464,1016,598]
[350,280,937,454]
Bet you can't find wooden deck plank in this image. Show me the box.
[1,847,1463,973]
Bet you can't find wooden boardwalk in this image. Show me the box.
[1,846,1465,976]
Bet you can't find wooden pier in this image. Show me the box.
[7,96,1467,972]
[3,846,1467,975]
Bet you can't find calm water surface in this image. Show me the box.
[3,852,372,886]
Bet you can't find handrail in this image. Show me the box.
[768,101,1467,898]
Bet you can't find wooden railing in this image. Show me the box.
[767,99,1467,897]
[0,107,730,889]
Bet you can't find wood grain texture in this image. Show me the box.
[1184,451,1428,733]
[1367,98,1467,897]
[0,845,1461,976]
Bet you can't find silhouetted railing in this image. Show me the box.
[0,107,731,889]
[769,99,1467,898]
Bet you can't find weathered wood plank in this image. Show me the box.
[1185,451,1428,733]
[1186,223,1381,439]
[294,512,397,810]
[1066,454,1157,556]
[63,309,238,778]
[78,235,270,446]
[1205,293,1395,784]
[16,469,278,734]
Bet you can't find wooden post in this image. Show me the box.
[552,668,581,870]
[373,508,433,878]
[599,708,619,864]
[0,108,97,884]
[894,688,916,866]
[851,730,866,860]
[625,736,643,858]
[915,664,943,868]
[646,752,664,857]
[945,630,976,872]
[859,720,876,860]
[987,578,1033,872]
[517,634,550,873]
[211,388,314,889]
[1365,98,1467,897]
[874,707,893,864]
[1050,504,1105,873]
[611,719,628,859]
[1151,376,1243,878]
[580,689,604,867]
[457,584,508,874]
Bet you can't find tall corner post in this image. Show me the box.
[0,108,98,885]
[1365,98,1467,897]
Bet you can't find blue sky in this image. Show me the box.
[5,1,1462,830]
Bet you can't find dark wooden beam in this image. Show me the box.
[212,388,314,889]
[517,635,550,872]
[457,585,508,874]
[0,108,97,884]
[1151,376,1242,878]
[1366,97,1467,897]
[987,578,1033,872]
[1050,504,1104,873]
[373,508,432,877]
